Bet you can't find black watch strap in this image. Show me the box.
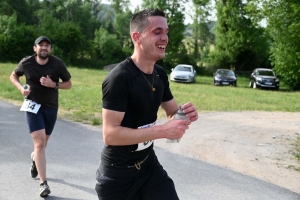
[55,82,59,90]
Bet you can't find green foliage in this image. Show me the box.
[0,0,105,66]
[108,0,130,12]
[247,0,300,90]
[294,136,300,162]
[0,0,35,24]
[188,0,213,66]
[94,27,124,62]
[211,0,270,71]
[1,63,299,125]
[113,9,133,48]
[0,13,36,62]
[0,0,299,89]
[266,1,300,90]
[37,14,91,64]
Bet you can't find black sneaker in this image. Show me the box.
[30,152,38,178]
[39,181,51,197]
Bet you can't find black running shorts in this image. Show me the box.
[95,151,179,200]
[25,106,58,135]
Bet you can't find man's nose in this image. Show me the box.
[161,34,168,41]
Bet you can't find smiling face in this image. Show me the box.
[33,41,52,60]
[133,16,169,62]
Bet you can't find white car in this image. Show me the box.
[170,64,196,83]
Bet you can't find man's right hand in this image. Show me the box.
[162,119,190,140]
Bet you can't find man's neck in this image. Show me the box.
[131,54,155,74]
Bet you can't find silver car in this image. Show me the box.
[170,64,196,83]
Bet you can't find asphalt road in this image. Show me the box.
[0,100,299,200]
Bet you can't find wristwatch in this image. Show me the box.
[55,82,59,90]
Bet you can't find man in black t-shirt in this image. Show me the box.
[10,36,72,197]
[95,9,199,200]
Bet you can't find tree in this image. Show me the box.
[211,0,270,71]
[0,0,34,24]
[108,0,130,13]
[252,0,300,90]
[94,27,124,63]
[113,9,133,54]
[109,0,133,55]
[35,13,90,64]
[188,0,214,66]
[0,13,36,62]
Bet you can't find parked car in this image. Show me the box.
[213,69,237,86]
[170,64,196,83]
[249,68,279,90]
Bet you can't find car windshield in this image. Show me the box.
[217,70,235,76]
[175,66,192,72]
[257,70,275,76]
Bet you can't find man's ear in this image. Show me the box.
[132,32,141,44]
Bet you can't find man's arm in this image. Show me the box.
[40,75,72,89]
[102,107,190,146]
[10,71,29,96]
[160,99,180,120]
[57,80,72,90]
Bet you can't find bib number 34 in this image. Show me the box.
[20,99,41,114]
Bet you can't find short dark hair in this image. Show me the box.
[130,9,165,34]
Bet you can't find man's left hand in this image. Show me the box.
[181,102,198,122]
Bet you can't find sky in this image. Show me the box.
[101,0,193,24]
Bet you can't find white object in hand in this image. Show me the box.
[23,84,30,98]
[166,105,189,143]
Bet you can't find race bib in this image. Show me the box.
[20,99,41,114]
[134,122,156,152]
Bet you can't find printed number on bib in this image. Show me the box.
[20,99,41,114]
[134,122,156,152]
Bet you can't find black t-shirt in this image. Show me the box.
[14,54,71,109]
[101,57,173,166]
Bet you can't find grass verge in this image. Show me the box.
[293,133,300,171]
[1,62,300,169]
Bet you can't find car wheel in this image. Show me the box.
[253,82,257,89]
[214,80,217,86]
[249,81,253,88]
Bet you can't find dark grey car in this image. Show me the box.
[249,68,280,90]
[213,69,237,86]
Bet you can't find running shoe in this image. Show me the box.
[30,152,38,178]
[39,181,51,197]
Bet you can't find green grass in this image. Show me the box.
[1,62,300,165]
[169,75,299,112]
[293,133,300,166]
[1,63,106,124]
[1,62,300,123]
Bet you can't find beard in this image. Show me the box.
[37,52,49,60]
